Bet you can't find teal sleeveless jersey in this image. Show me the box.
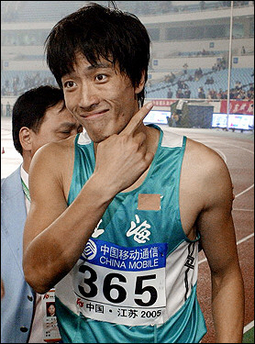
[55,125,207,343]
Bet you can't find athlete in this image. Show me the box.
[23,3,245,343]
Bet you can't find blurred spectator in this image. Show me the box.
[5,80,9,90]
[213,57,227,72]
[167,88,173,98]
[183,63,188,75]
[200,1,206,10]
[184,89,191,99]
[1,86,7,96]
[176,88,184,98]
[165,72,178,84]
[205,76,214,85]
[207,89,217,100]
[247,86,254,100]
[235,81,243,90]
[168,72,176,84]
[194,68,203,81]
[6,102,11,117]
[198,87,206,99]
[221,57,227,69]
[217,89,228,99]
[177,80,186,89]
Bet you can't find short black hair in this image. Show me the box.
[12,85,65,155]
[45,3,150,107]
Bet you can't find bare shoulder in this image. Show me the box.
[29,135,76,199]
[33,135,75,163]
[185,137,226,167]
[184,137,230,178]
[182,137,233,209]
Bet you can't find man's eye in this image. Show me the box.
[63,81,76,88]
[95,74,107,82]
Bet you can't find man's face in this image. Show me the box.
[30,101,82,156]
[61,54,144,143]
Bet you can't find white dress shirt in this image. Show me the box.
[21,166,45,343]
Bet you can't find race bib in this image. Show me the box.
[73,239,167,326]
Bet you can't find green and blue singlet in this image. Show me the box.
[55,125,207,343]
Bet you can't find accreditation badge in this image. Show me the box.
[42,288,61,342]
[73,239,167,326]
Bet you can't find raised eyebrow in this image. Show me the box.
[87,63,113,70]
[62,63,112,79]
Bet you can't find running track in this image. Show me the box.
[161,126,254,343]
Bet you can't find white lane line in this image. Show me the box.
[233,208,254,212]
[223,143,254,155]
[235,184,254,198]
[237,233,254,245]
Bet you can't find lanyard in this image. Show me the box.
[21,178,31,202]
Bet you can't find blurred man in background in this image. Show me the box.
[1,85,82,343]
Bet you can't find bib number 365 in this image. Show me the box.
[78,264,157,306]
[73,261,166,326]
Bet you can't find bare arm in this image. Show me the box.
[23,103,154,293]
[196,146,245,343]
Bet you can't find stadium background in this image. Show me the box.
[1,1,254,343]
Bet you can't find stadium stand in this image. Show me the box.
[146,68,254,100]
[1,1,254,107]
[1,1,251,23]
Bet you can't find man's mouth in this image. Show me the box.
[80,109,109,119]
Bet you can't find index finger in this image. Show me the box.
[121,102,154,136]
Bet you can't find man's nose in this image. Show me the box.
[77,82,100,110]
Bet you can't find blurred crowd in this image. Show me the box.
[1,72,57,96]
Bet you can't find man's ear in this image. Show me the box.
[135,70,146,95]
[19,127,32,152]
